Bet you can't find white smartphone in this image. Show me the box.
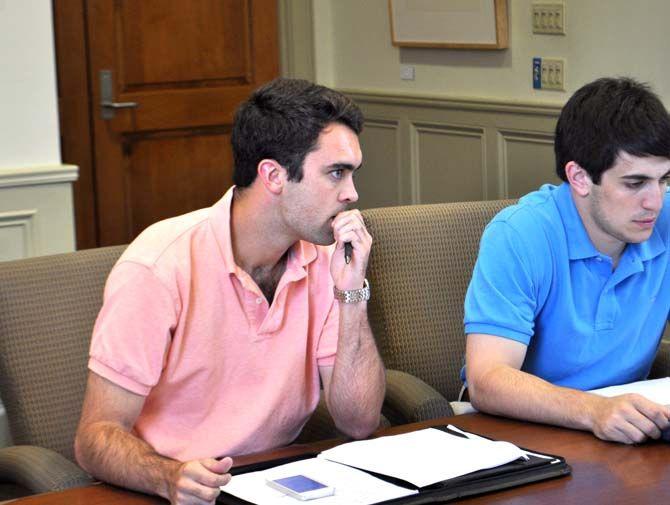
[266,474,335,501]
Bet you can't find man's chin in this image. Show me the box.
[626,229,654,244]
[313,237,336,246]
[307,231,335,246]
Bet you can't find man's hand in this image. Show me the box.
[75,373,234,504]
[168,457,233,505]
[589,394,670,444]
[330,209,372,290]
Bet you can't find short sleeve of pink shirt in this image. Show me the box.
[89,262,177,396]
[87,189,341,461]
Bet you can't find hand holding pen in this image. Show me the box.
[329,209,372,291]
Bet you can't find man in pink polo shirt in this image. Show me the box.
[74,78,385,505]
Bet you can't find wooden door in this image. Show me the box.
[56,1,278,247]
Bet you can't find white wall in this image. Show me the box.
[314,0,670,105]
[0,0,74,448]
[0,0,61,168]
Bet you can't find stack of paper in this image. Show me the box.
[221,426,529,504]
[319,426,527,487]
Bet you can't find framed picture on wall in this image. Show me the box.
[389,0,508,49]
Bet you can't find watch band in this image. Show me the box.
[333,279,370,304]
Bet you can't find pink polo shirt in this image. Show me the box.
[88,187,339,461]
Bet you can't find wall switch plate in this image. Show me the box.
[400,65,415,81]
[532,57,565,91]
[541,58,565,90]
[532,2,565,35]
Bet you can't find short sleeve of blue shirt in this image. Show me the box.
[464,209,551,345]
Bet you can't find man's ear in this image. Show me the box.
[565,161,592,197]
[257,159,286,195]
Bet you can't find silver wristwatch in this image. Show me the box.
[333,279,370,304]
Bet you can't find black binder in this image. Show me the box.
[218,425,571,504]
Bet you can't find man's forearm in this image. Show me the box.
[328,303,385,438]
[75,421,180,500]
[468,365,603,431]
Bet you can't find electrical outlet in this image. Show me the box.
[540,58,565,90]
[532,3,565,35]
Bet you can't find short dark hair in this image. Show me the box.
[554,77,670,183]
[231,78,364,188]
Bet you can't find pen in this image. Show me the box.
[344,242,353,264]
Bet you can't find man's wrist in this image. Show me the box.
[334,279,370,303]
[156,457,183,501]
[572,390,603,432]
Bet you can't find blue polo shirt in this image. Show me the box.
[464,183,670,390]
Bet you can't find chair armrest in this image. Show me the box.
[383,369,454,425]
[0,445,94,494]
[650,340,670,379]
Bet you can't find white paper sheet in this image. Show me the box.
[589,377,670,405]
[318,426,526,488]
[447,425,552,461]
[221,457,417,505]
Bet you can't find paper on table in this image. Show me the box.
[589,377,670,405]
[318,426,526,488]
[448,425,552,461]
[221,457,417,505]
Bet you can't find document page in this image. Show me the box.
[221,457,417,505]
[589,377,670,404]
[318,426,526,488]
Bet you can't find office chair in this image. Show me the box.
[0,246,126,498]
[363,200,515,424]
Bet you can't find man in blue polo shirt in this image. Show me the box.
[464,77,670,444]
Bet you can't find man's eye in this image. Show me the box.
[331,169,343,179]
[625,181,644,189]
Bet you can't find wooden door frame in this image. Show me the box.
[53,0,98,249]
[53,0,314,249]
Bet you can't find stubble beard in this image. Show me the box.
[590,195,650,245]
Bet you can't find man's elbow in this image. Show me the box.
[73,431,90,473]
[467,385,486,413]
[466,373,496,414]
[337,412,380,440]
[73,426,99,476]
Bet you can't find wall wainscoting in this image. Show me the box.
[0,164,78,262]
[344,89,563,210]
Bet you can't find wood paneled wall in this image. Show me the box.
[346,90,562,210]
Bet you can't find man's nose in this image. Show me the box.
[340,175,359,203]
[643,184,665,212]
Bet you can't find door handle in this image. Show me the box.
[100,70,138,119]
[101,100,138,109]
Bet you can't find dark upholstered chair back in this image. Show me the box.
[0,246,126,462]
[363,201,514,401]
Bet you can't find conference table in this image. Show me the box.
[11,412,670,504]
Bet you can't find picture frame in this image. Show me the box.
[389,0,509,50]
